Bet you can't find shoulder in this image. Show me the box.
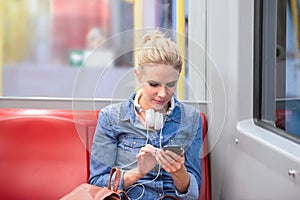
[99,98,132,121]
[98,101,124,120]
[101,102,123,113]
[178,101,201,119]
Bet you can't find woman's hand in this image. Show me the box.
[136,144,158,175]
[155,149,190,193]
[124,144,158,188]
[155,149,185,173]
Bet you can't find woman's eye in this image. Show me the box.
[149,82,158,87]
[167,83,175,87]
[166,82,177,88]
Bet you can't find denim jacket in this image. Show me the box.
[89,93,202,200]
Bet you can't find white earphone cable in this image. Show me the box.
[125,127,163,200]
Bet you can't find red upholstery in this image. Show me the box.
[199,112,210,200]
[0,109,96,200]
[0,109,210,199]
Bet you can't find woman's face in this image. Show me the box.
[135,64,180,111]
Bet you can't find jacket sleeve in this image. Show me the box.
[176,111,202,199]
[88,109,121,188]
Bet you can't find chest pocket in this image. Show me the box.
[116,136,146,168]
[119,136,146,151]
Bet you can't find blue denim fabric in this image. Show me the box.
[89,93,202,200]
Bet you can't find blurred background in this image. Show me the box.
[0,0,199,99]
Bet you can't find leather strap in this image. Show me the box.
[107,167,122,192]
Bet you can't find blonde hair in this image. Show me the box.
[137,31,182,73]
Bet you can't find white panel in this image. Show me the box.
[142,0,156,27]
[206,0,300,199]
[188,0,207,101]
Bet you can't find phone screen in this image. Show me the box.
[163,145,183,155]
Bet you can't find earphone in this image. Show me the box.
[145,109,163,130]
[134,90,174,130]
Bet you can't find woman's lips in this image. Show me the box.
[153,100,165,105]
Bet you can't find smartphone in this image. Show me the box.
[163,145,183,155]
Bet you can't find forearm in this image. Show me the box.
[171,165,190,193]
[89,156,114,187]
[123,167,147,189]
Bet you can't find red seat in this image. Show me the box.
[0,109,90,200]
[199,112,210,200]
[0,109,210,199]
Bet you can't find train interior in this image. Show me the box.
[1,0,300,199]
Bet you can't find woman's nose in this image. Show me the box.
[158,86,167,98]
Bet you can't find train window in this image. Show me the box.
[254,0,300,141]
[0,0,206,101]
[0,0,134,98]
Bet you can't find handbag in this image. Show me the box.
[60,167,129,200]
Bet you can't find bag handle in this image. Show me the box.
[108,167,122,192]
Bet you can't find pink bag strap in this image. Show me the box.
[107,167,122,192]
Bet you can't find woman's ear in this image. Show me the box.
[134,68,142,83]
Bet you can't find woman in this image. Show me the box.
[89,31,202,199]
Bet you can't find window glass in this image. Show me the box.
[258,0,300,139]
[275,0,300,138]
[1,0,133,98]
[1,0,204,101]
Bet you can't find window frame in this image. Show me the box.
[253,0,300,144]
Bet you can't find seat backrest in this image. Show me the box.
[199,112,211,200]
[0,109,90,200]
[0,109,210,199]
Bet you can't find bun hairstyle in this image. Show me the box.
[137,31,182,73]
